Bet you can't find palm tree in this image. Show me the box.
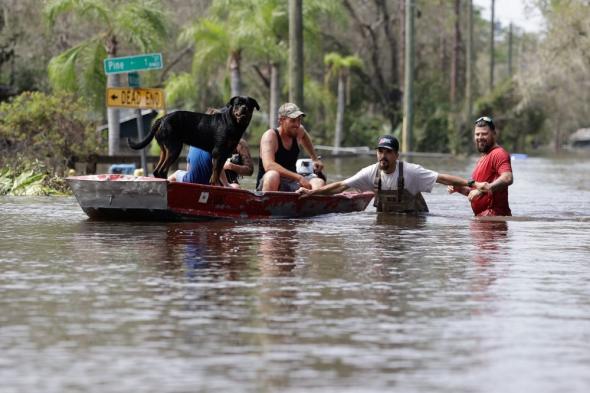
[178,17,251,99]
[289,0,303,106]
[236,0,288,127]
[240,0,342,126]
[44,0,167,154]
[170,0,343,126]
[324,53,362,153]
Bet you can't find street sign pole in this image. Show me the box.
[128,72,148,175]
[135,108,148,176]
[104,53,164,170]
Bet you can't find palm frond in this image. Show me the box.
[82,41,107,109]
[48,44,85,91]
[44,0,111,27]
[115,2,168,51]
[165,72,198,108]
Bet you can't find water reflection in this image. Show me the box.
[257,225,298,276]
[470,219,509,263]
[370,213,428,262]
[467,220,510,306]
[375,212,428,228]
[255,225,299,323]
[164,221,255,281]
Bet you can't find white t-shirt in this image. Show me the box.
[343,161,438,195]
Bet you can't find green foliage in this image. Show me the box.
[0,162,70,196]
[6,0,560,154]
[474,79,546,152]
[0,91,100,176]
[345,113,390,147]
[413,72,454,153]
[324,52,363,77]
[48,39,107,111]
[300,77,334,143]
[416,115,451,153]
[44,0,168,112]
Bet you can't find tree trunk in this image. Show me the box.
[288,0,303,107]
[402,0,415,153]
[269,62,280,128]
[450,0,461,107]
[398,0,405,88]
[508,23,513,77]
[464,0,473,125]
[489,0,495,90]
[554,128,562,153]
[334,72,346,154]
[106,36,120,156]
[106,75,121,156]
[229,50,241,97]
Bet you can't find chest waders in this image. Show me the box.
[372,161,429,214]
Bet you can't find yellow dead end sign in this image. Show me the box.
[106,87,165,109]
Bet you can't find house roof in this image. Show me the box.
[569,128,590,142]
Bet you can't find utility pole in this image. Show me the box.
[508,22,513,77]
[465,0,473,124]
[288,0,303,107]
[402,0,415,154]
[490,0,495,90]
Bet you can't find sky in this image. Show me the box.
[472,0,545,33]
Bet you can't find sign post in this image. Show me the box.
[135,108,148,176]
[104,53,165,176]
[128,72,140,88]
[126,72,148,176]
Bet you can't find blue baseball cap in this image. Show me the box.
[376,135,399,151]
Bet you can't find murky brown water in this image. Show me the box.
[1,154,590,393]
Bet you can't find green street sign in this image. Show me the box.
[103,53,163,75]
[128,72,140,87]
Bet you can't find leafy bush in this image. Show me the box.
[0,161,70,196]
[416,114,450,153]
[474,79,546,153]
[0,91,102,176]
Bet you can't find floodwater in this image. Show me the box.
[1,154,590,393]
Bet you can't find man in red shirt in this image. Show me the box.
[449,116,513,216]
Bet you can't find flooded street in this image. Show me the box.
[1,154,590,393]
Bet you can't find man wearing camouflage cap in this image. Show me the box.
[256,103,325,192]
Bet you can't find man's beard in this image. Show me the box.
[476,140,493,153]
[379,159,389,170]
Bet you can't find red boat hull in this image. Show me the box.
[67,175,374,220]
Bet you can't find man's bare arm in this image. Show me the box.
[298,181,350,197]
[479,172,513,193]
[224,139,254,175]
[298,127,324,173]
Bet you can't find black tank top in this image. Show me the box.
[256,128,299,188]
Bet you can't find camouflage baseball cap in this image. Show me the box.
[278,102,306,118]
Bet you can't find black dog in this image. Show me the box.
[128,96,259,183]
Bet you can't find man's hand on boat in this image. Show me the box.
[297,181,350,198]
[296,186,315,198]
[296,174,313,190]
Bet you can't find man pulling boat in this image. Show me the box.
[298,134,487,214]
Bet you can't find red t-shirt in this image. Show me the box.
[470,146,512,216]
